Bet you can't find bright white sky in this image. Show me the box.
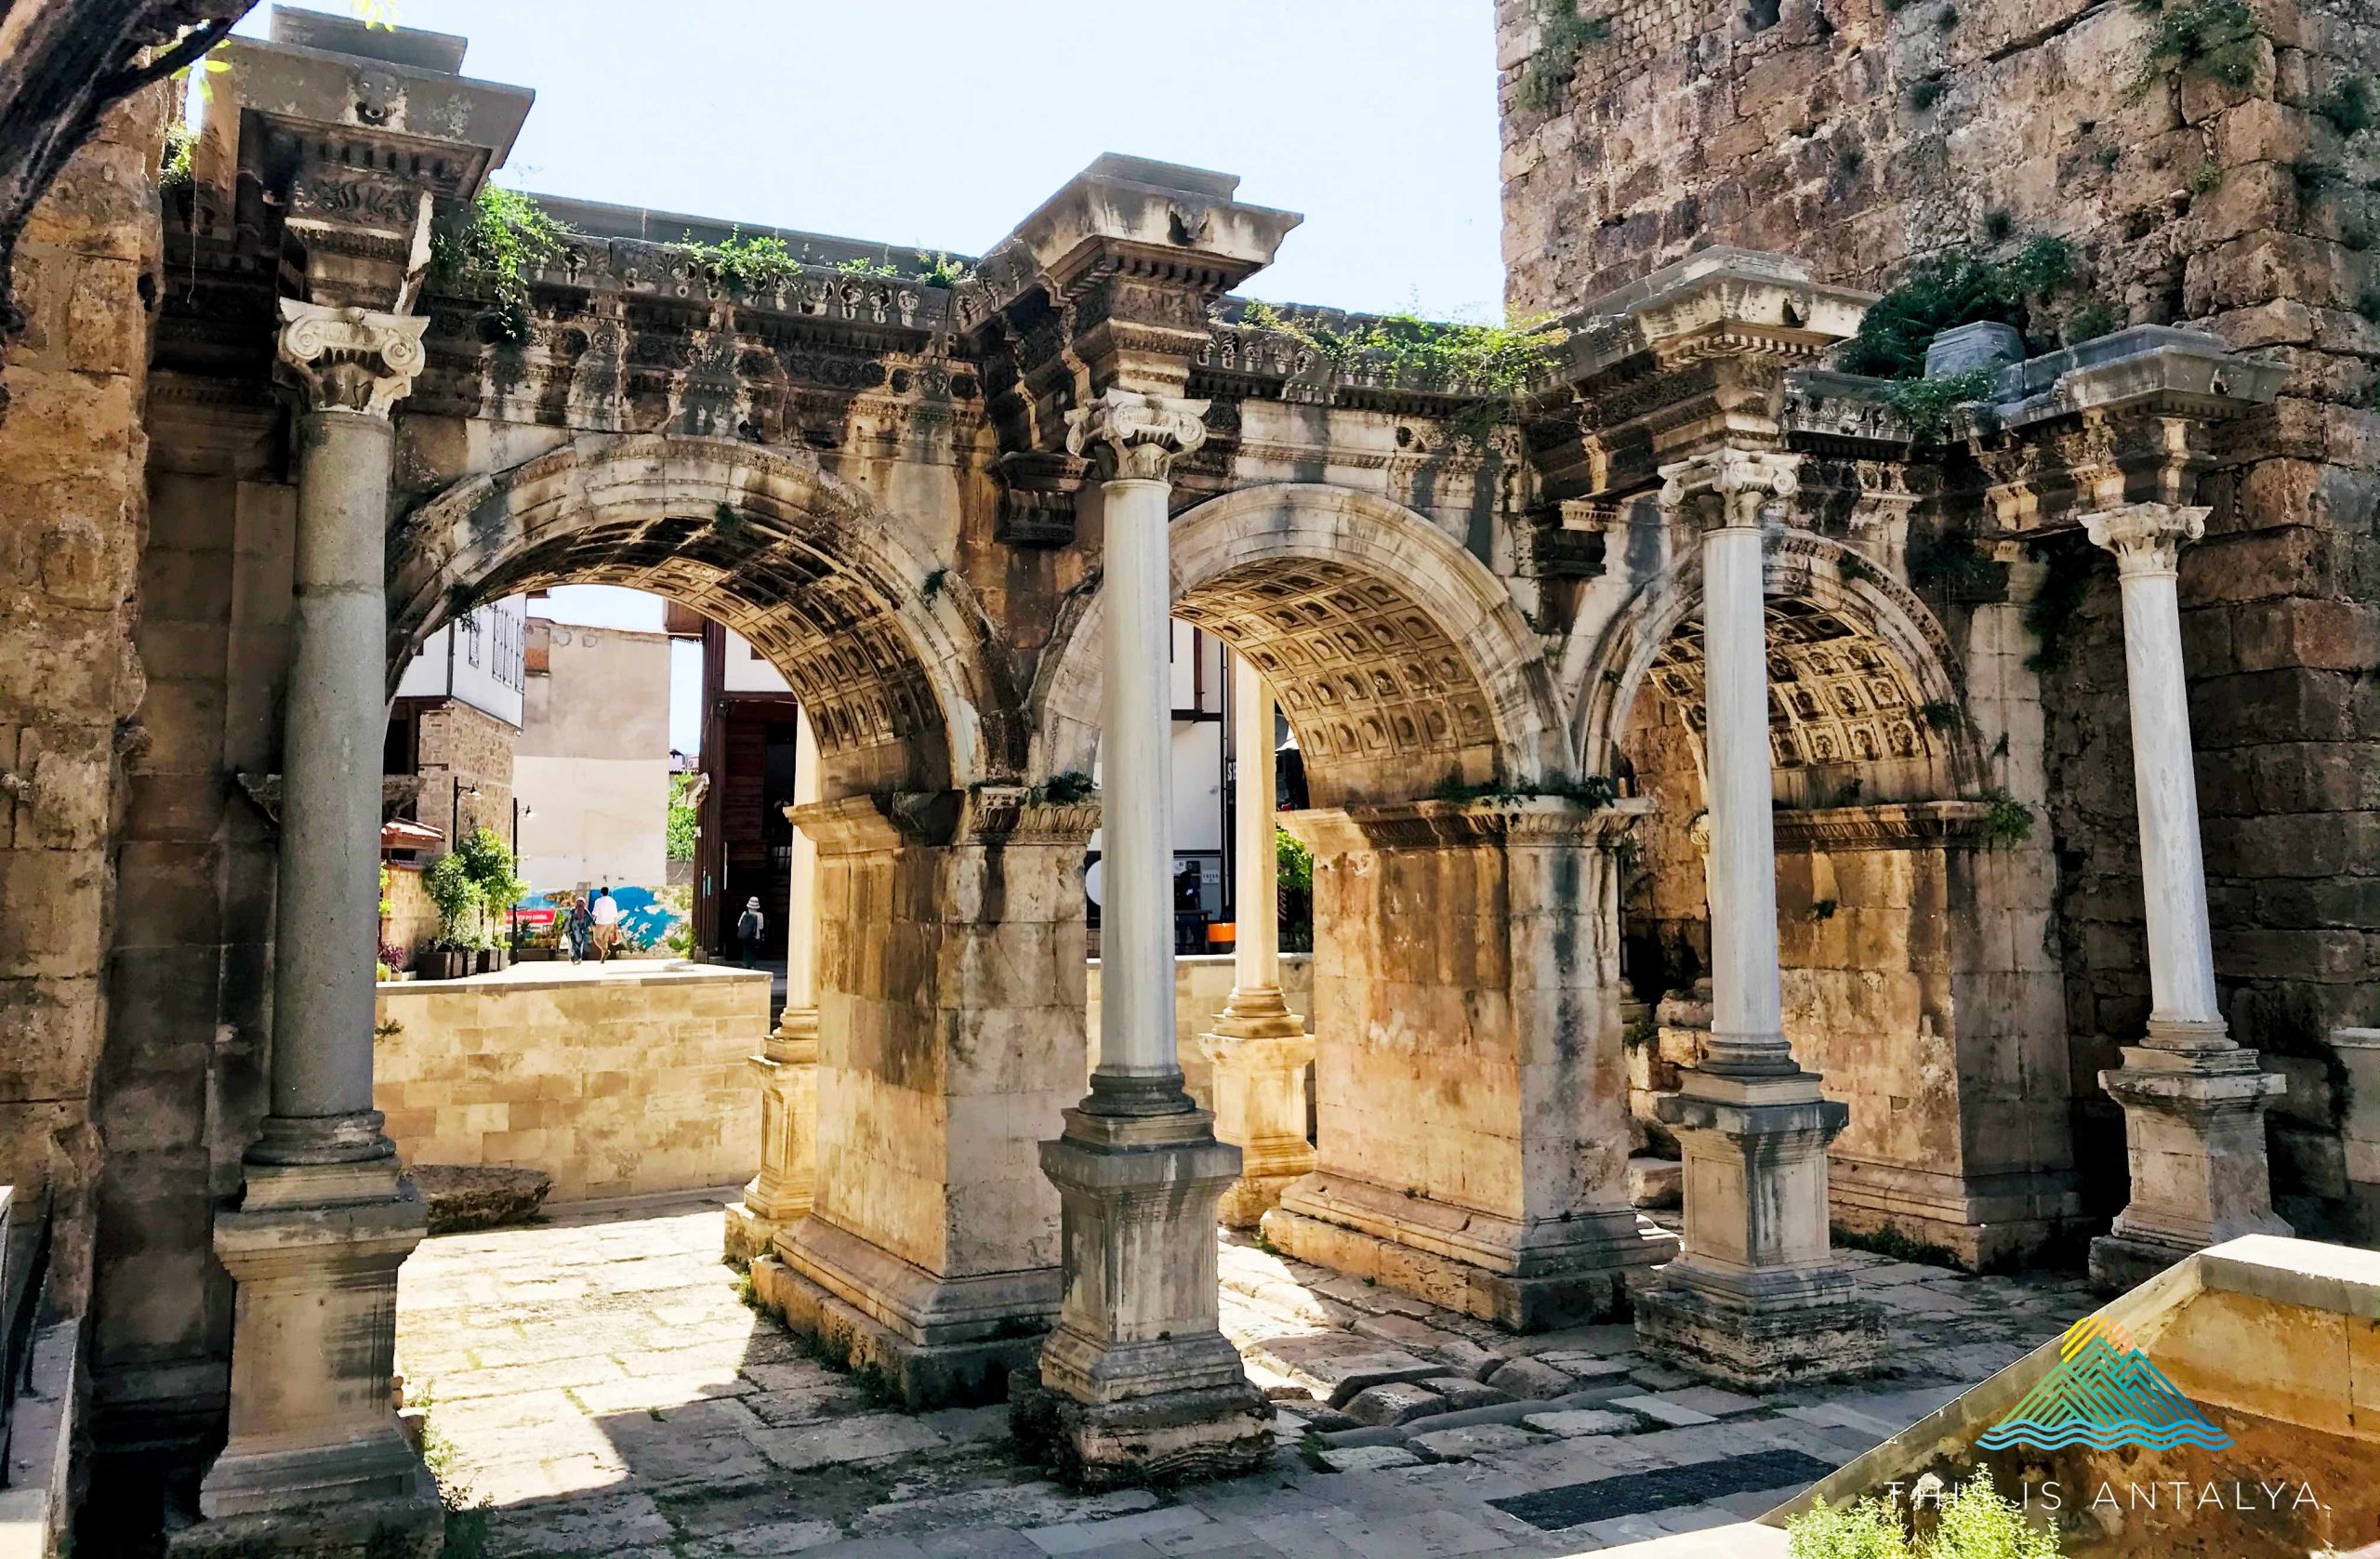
[251,2,1510,755]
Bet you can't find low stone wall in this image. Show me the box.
[373,963,767,1202]
[1085,953,1314,1108]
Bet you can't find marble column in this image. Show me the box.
[192,302,442,1539]
[1027,389,1270,1487]
[1200,661,1315,1228]
[2082,503,2288,1291]
[1633,448,1884,1390]
[726,708,822,1264]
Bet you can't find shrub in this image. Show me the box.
[2320,75,2375,136]
[1884,365,2000,440]
[1837,237,2075,378]
[2127,0,2267,100]
[430,184,575,344]
[1907,73,1950,112]
[1788,1470,2060,1558]
[421,853,482,950]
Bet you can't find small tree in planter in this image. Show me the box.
[455,827,527,971]
[420,852,483,980]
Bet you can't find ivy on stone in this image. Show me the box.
[431,183,575,345]
[2126,0,2268,101]
[1237,299,1563,439]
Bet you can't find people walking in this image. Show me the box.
[735,896,764,970]
[566,893,592,963]
[591,884,620,962]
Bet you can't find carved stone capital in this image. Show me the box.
[1657,447,1801,532]
[1063,388,1210,483]
[2082,502,2208,578]
[276,298,430,418]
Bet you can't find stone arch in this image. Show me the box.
[390,433,998,799]
[1031,483,1567,808]
[1571,529,1978,797]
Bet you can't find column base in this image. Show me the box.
[723,1198,796,1267]
[1012,1368,1273,1492]
[166,1484,443,1559]
[1262,1173,1676,1329]
[1828,1161,2088,1271]
[1633,1265,1887,1392]
[1635,1070,1884,1388]
[752,1216,1060,1407]
[726,1015,819,1266]
[1200,1006,1316,1231]
[1032,1106,1271,1488]
[2090,1039,2290,1294]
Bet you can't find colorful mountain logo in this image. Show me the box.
[1978,1316,2233,1452]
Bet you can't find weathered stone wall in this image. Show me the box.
[372,966,766,1201]
[0,81,167,1327]
[1499,0,2380,1234]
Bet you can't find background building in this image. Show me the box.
[514,617,674,893]
[386,598,528,849]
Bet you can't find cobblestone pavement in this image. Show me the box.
[396,1191,2095,1558]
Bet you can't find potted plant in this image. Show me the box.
[420,852,482,981]
[455,827,526,973]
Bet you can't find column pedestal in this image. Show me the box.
[1633,1073,1885,1389]
[2088,1025,2288,1292]
[1198,996,1314,1229]
[174,1150,440,1557]
[725,1011,819,1265]
[1019,1104,1271,1488]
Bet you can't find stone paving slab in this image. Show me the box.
[396,1193,2091,1559]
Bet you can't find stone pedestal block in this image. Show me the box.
[1198,1001,1316,1229]
[1030,1107,1271,1487]
[2089,1037,2289,1292]
[1265,1176,1673,1329]
[186,1155,439,1544]
[1634,1072,1884,1389]
[724,1014,818,1265]
[751,1217,1061,1407]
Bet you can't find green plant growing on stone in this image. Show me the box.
[431,183,575,345]
[1920,699,1961,731]
[2357,287,2380,324]
[2062,299,2119,344]
[2320,75,2375,136]
[2093,143,2122,171]
[1431,773,1621,807]
[1838,236,2076,378]
[1884,364,1999,440]
[1031,772,1095,806]
[1239,301,1565,425]
[672,230,806,295]
[2187,159,2224,195]
[1981,208,2015,243]
[915,250,972,289]
[667,773,699,862]
[1979,787,2035,850]
[1907,73,1949,112]
[2287,157,2342,206]
[1517,0,1612,112]
[160,119,195,192]
[835,255,902,279]
[712,501,746,535]
[1936,2,1959,26]
[919,565,948,602]
[2126,0,2268,101]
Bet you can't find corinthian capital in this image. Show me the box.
[1064,389,1210,483]
[2083,502,2208,578]
[1657,447,1802,532]
[276,298,430,418]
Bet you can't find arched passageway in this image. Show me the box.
[1034,484,1669,1329]
[1579,536,2080,1271]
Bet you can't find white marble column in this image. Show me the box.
[1633,447,1884,1389]
[1030,390,1269,1487]
[1200,660,1315,1227]
[198,301,442,1528]
[2082,503,2288,1290]
[726,707,821,1263]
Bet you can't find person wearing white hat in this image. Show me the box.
[735,895,765,970]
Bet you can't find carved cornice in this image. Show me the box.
[276,298,428,416]
[960,785,1101,846]
[1064,388,1210,482]
[1304,795,1653,853]
[1772,801,1994,852]
[2083,502,2208,578]
[1658,447,1801,532]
